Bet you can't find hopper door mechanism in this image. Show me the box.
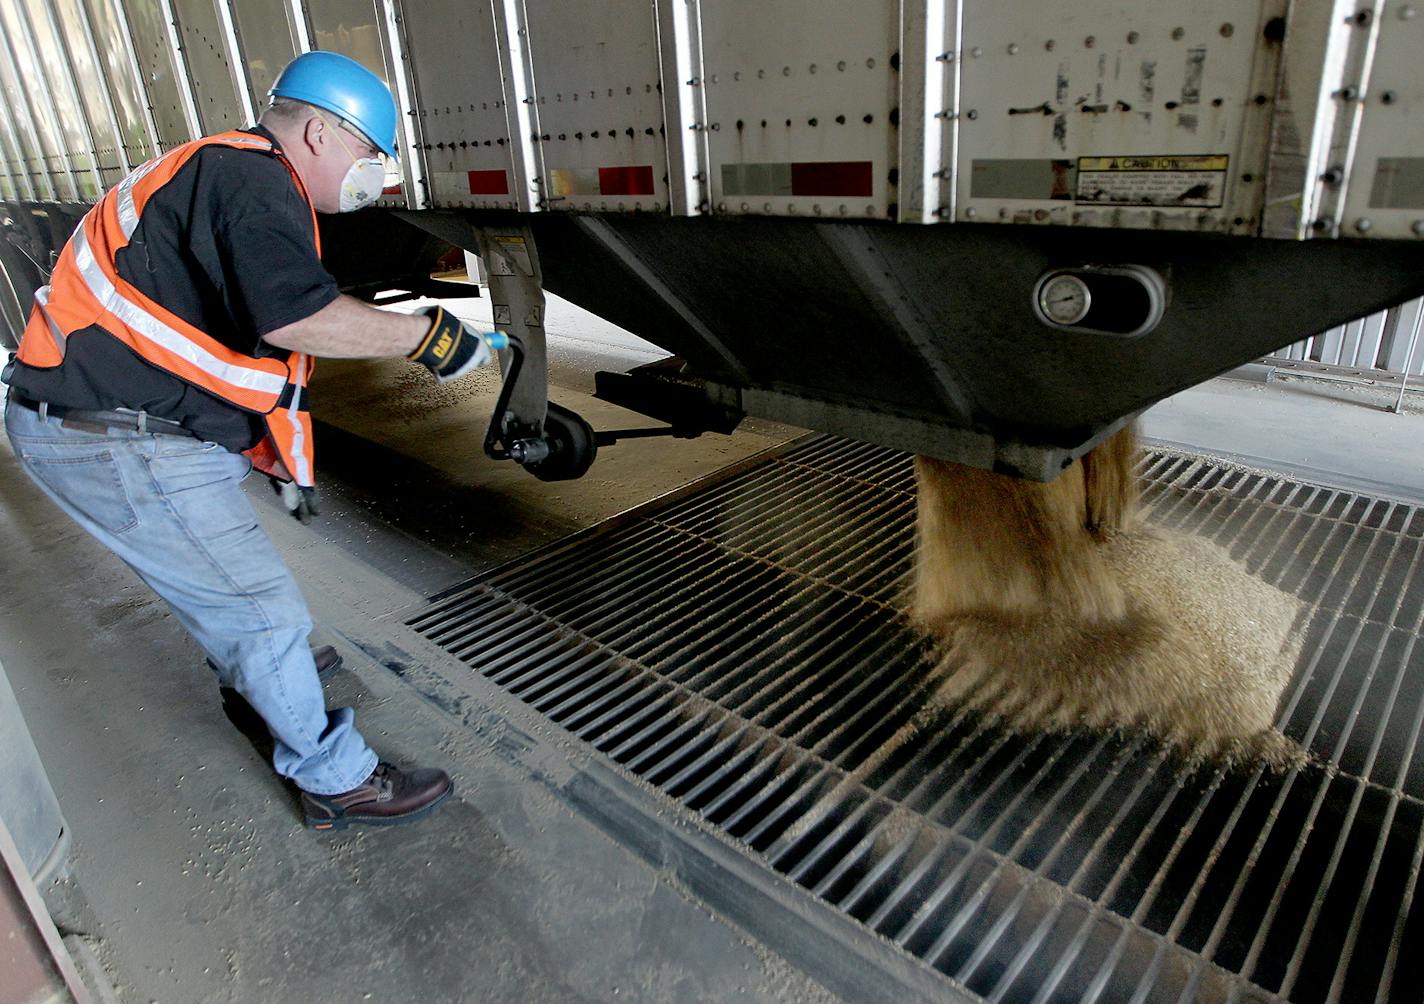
[476,226,597,481]
[476,227,733,482]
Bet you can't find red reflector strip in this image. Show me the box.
[382,184,403,195]
[597,165,655,196]
[468,169,510,195]
[789,161,873,197]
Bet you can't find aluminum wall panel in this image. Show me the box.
[955,0,1284,233]
[82,0,157,162]
[54,0,129,183]
[0,47,48,200]
[1338,1,1424,239]
[231,0,297,100]
[1258,0,1342,239]
[521,1,667,213]
[0,147,16,200]
[1383,297,1424,373]
[121,0,198,147]
[0,56,33,199]
[171,0,246,132]
[0,2,75,199]
[1281,0,1384,241]
[898,0,960,223]
[400,0,518,210]
[306,0,386,76]
[303,0,422,208]
[1267,296,1424,377]
[697,1,899,221]
[1358,310,1387,364]
[17,0,103,197]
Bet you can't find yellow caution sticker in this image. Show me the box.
[490,234,534,277]
[1078,155,1229,172]
[1076,154,1229,208]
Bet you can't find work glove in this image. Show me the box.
[409,305,507,382]
[272,478,319,524]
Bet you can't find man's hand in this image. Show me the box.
[273,479,319,523]
[409,305,500,382]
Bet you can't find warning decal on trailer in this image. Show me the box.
[1075,154,1228,208]
[489,236,533,277]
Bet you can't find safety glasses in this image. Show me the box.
[318,112,400,186]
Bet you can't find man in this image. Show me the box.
[2,51,493,830]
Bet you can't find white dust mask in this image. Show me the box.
[322,113,392,212]
[339,157,386,212]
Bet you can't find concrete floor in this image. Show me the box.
[0,294,839,1003]
[1141,368,1424,504]
[3,289,1423,1002]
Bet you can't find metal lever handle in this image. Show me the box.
[483,333,528,461]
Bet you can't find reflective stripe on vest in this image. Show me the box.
[27,285,66,364]
[14,131,323,486]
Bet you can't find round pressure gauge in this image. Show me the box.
[1037,273,1092,326]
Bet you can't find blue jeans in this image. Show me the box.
[4,399,376,795]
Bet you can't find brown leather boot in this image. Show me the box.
[302,763,453,831]
[311,644,342,676]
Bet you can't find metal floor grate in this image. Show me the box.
[409,436,1424,1004]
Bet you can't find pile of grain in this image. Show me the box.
[912,426,1305,768]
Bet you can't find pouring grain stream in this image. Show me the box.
[911,425,1304,768]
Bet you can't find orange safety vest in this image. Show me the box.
[15,131,319,487]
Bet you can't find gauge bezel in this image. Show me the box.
[1031,266,1168,338]
[1036,273,1093,326]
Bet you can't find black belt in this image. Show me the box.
[10,395,198,439]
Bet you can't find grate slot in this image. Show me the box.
[419,594,514,648]
[894,736,1090,953]
[949,737,1147,985]
[650,630,920,804]
[622,613,910,777]
[662,732,772,800]
[1290,601,1424,1003]
[1377,819,1424,1004]
[627,711,733,782]
[1251,484,1333,595]
[692,740,797,820]
[735,669,949,851]
[1184,509,1418,996]
[786,706,978,881]
[798,708,992,893]
[984,743,1172,1003]
[863,733,1052,934]
[1026,757,1197,1004]
[837,725,1022,917]
[1240,580,1399,991]
[1077,769,1232,1004]
[492,640,604,695]
[921,733,1116,967]
[408,439,1424,1003]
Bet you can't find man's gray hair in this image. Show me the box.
[259,96,319,128]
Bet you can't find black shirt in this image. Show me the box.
[5,126,339,450]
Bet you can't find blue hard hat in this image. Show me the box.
[269,51,399,159]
